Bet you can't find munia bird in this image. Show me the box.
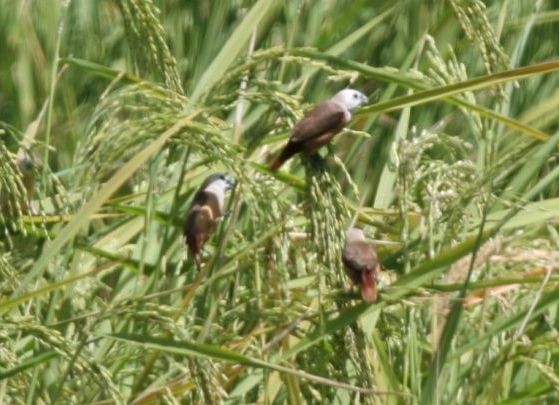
[1,157,35,215]
[18,158,35,209]
[269,89,368,171]
[342,228,381,303]
[184,173,234,269]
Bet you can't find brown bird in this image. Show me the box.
[184,173,234,269]
[18,158,35,212]
[1,157,35,215]
[342,228,381,303]
[269,89,368,171]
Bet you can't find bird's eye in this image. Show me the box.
[353,94,358,98]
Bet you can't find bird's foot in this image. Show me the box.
[307,153,326,171]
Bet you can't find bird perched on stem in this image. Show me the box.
[269,89,368,171]
[18,158,35,214]
[184,173,234,270]
[342,228,380,303]
[1,157,35,215]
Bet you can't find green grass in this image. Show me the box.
[1,0,559,403]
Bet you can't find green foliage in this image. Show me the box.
[1,0,559,403]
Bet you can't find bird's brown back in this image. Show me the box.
[290,101,348,143]
[342,240,379,273]
[184,191,222,254]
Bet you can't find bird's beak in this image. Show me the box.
[225,176,236,190]
[362,94,369,104]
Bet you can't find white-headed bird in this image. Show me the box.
[269,89,368,171]
[342,228,380,303]
[184,173,234,269]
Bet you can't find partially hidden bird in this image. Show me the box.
[342,228,381,303]
[1,157,35,215]
[269,88,368,171]
[184,173,234,270]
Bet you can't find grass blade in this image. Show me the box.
[189,0,279,103]
[108,333,403,396]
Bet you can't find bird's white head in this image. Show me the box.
[346,227,366,243]
[202,173,235,193]
[333,89,368,111]
[201,173,235,210]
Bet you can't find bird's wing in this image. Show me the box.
[290,101,347,143]
[342,241,378,273]
[192,191,221,217]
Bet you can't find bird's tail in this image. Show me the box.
[194,253,202,272]
[185,231,203,272]
[269,143,296,171]
[269,156,285,171]
[360,269,378,303]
